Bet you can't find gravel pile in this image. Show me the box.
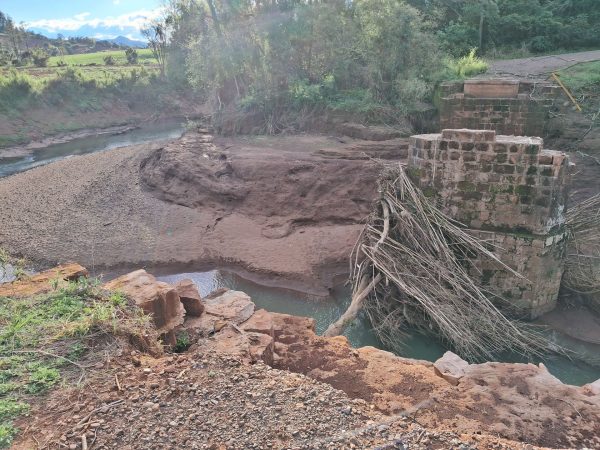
[22,350,519,450]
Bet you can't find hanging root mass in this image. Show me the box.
[326,164,554,361]
[563,193,600,304]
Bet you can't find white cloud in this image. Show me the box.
[113,0,121,4]
[26,8,162,33]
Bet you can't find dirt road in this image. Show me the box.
[488,49,600,79]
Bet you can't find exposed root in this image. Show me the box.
[328,163,555,361]
[563,193,600,304]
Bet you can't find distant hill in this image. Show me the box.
[0,10,145,59]
[108,36,146,48]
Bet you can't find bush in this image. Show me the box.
[447,49,488,78]
[125,48,138,65]
[529,36,553,54]
[103,55,116,66]
[31,49,49,67]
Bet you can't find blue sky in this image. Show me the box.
[2,0,162,40]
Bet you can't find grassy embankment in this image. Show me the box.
[556,60,600,112]
[0,262,156,447]
[0,49,190,149]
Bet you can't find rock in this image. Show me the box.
[204,324,273,365]
[433,351,469,386]
[175,279,204,316]
[582,378,600,396]
[104,270,185,336]
[204,289,255,323]
[183,289,255,336]
[241,309,274,337]
[0,263,88,298]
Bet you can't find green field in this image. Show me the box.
[47,48,157,67]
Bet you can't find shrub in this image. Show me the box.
[103,55,116,66]
[125,48,138,65]
[447,49,488,78]
[31,49,49,67]
[0,423,18,449]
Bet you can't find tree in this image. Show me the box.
[142,21,168,77]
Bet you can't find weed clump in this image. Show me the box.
[446,49,489,79]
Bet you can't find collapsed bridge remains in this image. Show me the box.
[439,78,559,137]
[409,129,571,318]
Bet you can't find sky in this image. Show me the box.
[1,0,162,41]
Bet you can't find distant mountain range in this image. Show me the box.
[107,36,146,48]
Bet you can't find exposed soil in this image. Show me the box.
[270,313,600,449]
[0,131,408,293]
[11,350,522,450]
[0,92,200,150]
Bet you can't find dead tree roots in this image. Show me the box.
[327,163,556,361]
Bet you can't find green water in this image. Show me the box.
[0,120,185,178]
[158,270,600,386]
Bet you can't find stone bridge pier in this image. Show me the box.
[408,129,572,318]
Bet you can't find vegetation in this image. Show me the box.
[411,0,600,57]
[0,11,128,68]
[0,275,157,448]
[447,49,489,78]
[47,49,156,67]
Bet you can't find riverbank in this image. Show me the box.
[0,131,407,293]
[4,267,599,450]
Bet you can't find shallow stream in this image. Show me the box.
[0,119,185,178]
[158,270,600,386]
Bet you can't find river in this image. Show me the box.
[0,123,598,386]
[0,119,185,178]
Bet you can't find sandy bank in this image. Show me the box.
[0,132,407,292]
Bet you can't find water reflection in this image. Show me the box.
[0,120,185,178]
[158,270,600,386]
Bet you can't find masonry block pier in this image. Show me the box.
[409,129,571,318]
[439,79,559,137]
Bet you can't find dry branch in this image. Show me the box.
[328,163,554,361]
[564,193,600,298]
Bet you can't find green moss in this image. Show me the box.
[457,181,476,192]
[515,185,534,196]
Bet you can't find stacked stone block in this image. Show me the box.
[439,79,559,137]
[408,129,571,318]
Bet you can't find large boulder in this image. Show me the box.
[0,263,88,298]
[433,351,470,386]
[175,279,204,316]
[104,270,185,341]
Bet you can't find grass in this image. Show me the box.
[557,61,600,92]
[0,275,157,448]
[556,61,600,116]
[446,49,489,79]
[47,49,157,67]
